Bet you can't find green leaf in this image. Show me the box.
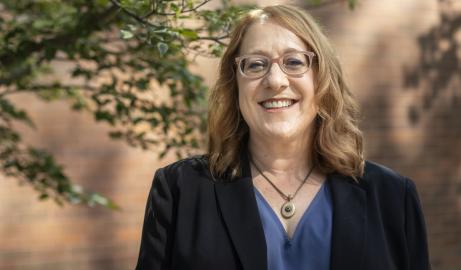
[95,0,110,7]
[94,110,115,125]
[210,44,224,57]
[135,78,149,90]
[32,19,52,29]
[157,42,168,56]
[348,0,358,9]
[120,29,134,39]
[109,131,123,139]
[0,99,34,127]
[127,24,137,32]
[90,193,108,206]
[179,28,198,40]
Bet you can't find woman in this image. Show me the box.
[136,5,430,270]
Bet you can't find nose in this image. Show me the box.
[263,62,289,92]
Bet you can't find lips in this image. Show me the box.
[259,98,298,109]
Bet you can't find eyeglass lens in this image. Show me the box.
[239,52,311,78]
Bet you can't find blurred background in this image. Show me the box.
[1,0,460,269]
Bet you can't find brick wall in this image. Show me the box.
[1,0,460,269]
[316,1,461,268]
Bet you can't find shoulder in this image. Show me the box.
[159,155,209,178]
[153,155,213,189]
[359,160,415,203]
[362,160,407,184]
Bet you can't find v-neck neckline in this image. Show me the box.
[254,182,326,242]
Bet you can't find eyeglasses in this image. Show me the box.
[235,50,316,79]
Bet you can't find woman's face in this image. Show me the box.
[237,20,318,142]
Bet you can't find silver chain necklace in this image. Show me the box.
[250,156,315,219]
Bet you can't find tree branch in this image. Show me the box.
[143,0,212,18]
[0,5,119,72]
[196,34,229,46]
[109,0,157,27]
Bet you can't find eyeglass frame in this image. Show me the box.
[234,50,316,79]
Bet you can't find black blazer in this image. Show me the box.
[135,153,430,270]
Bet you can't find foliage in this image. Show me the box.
[0,0,356,208]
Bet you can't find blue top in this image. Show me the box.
[254,182,333,270]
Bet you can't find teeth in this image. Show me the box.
[262,99,294,109]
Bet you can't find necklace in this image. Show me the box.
[250,157,315,219]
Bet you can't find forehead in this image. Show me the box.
[239,20,308,56]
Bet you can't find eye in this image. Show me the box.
[247,60,267,71]
[248,61,265,69]
[243,58,268,73]
[285,58,304,66]
[283,55,307,69]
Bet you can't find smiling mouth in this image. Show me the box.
[259,99,298,110]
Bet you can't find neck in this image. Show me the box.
[248,132,314,177]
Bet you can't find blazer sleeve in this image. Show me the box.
[404,178,431,270]
[136,168,175,270]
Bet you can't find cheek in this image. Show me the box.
[292,77,317,112]
[237,79,258,107]
[238,90,253,118]
[237,87,259,126]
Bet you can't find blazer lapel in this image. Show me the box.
[328,174,367,270]
[214,151,267,270]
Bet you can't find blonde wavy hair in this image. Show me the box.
[207,5,364,180]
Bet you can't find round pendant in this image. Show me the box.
[281,201,296,219]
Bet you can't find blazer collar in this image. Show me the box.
[214,148,367,270]
[214,149,267,270]
[328,173,367,270]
